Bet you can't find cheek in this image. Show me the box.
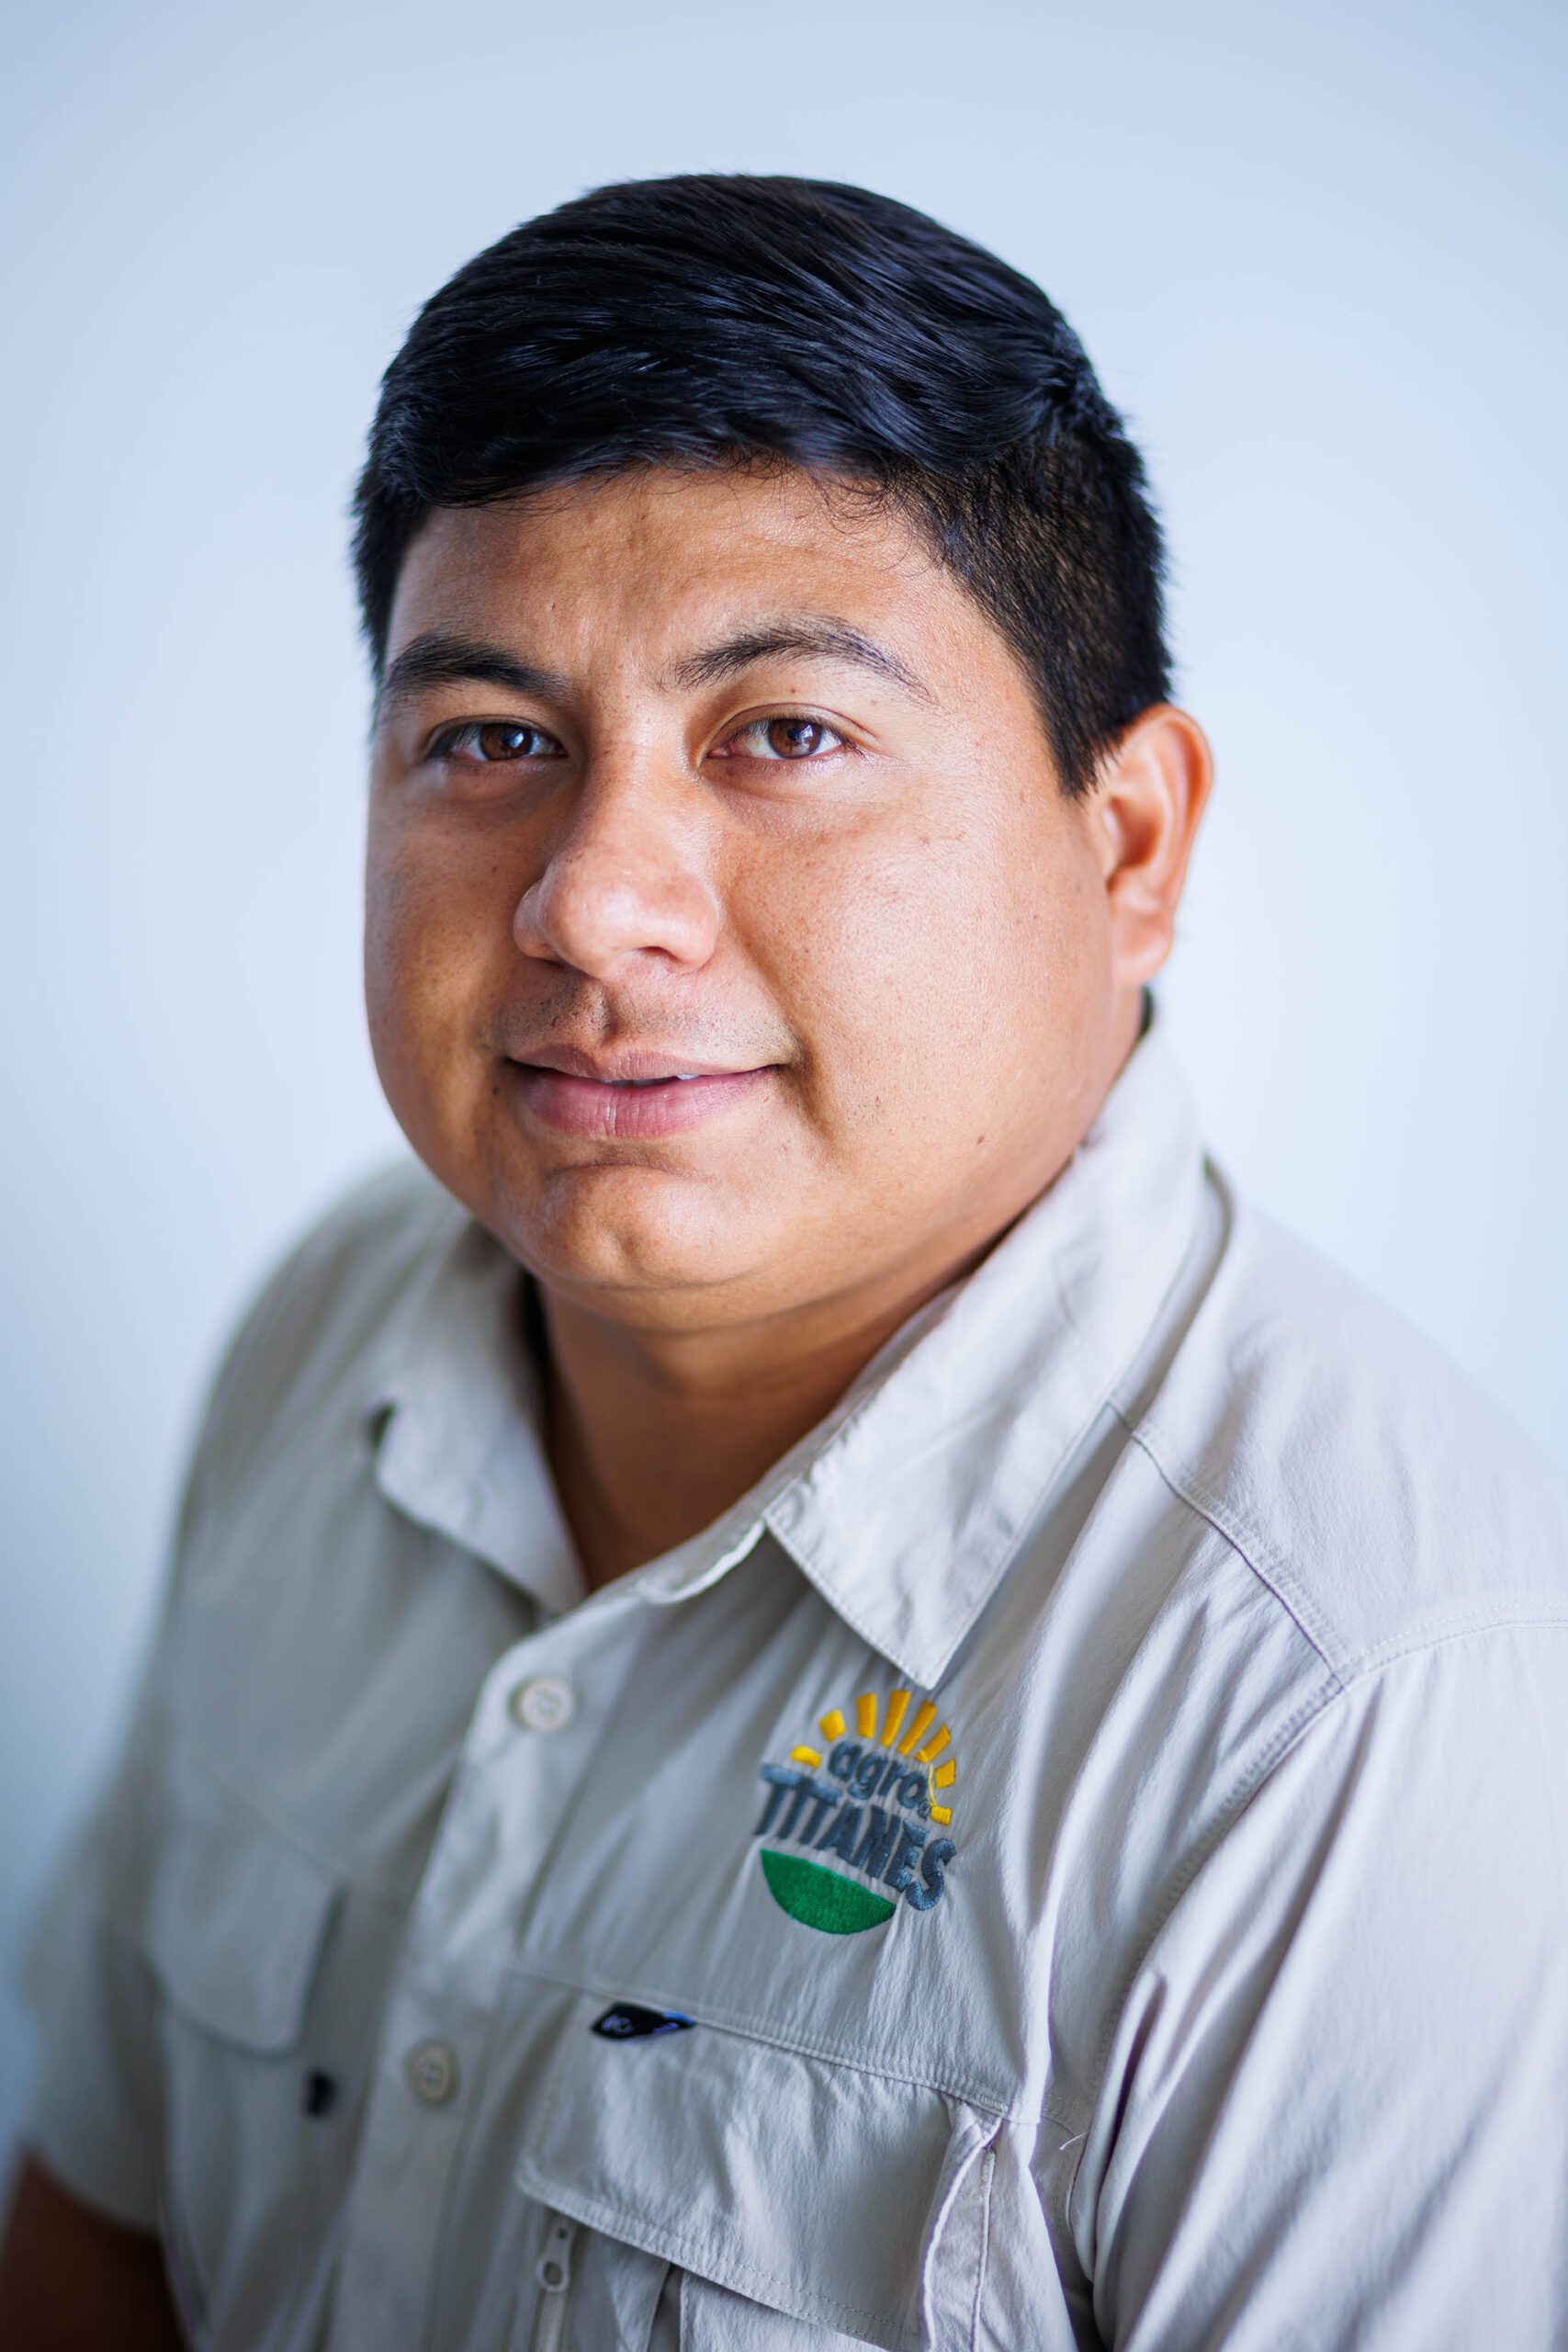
[764,818,1065,1108]
[363,830,502,1070]
[744,792,1108,1198]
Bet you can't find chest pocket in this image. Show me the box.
[131,1756,343,2350]
[514,1989,1000,2351]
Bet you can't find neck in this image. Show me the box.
[536,1258,975,1589]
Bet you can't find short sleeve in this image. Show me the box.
[13,1174,400,2227]
[1073,1625,1568,2349]
[17,1677,169,2227]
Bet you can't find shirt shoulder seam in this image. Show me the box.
[1111,1402,1346,1688]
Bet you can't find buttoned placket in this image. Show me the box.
[324,1487,780,2352]
[325,1581,650,2351]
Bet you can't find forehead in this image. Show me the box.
[383,463,995,684]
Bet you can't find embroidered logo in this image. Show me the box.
[752,1689,958,1935]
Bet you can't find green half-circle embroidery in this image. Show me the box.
[759,1850,897,1935]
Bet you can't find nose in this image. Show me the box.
[513,752,723,978]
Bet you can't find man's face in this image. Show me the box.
[366,462,1139,1332]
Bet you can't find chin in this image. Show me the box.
[493,1160,771,1316]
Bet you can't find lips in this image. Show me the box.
[515,1044,749,1084]
[504,1054,776,1140]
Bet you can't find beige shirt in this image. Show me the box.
[20,1008,1568,2350]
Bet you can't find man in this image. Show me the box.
[2,171,1564,2352]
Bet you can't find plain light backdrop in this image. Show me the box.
[3,0,1564,2160]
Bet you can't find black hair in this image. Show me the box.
[352,172,1171,797]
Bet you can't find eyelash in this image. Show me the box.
[718,713,849,763]
[428,720,557,767]
[427,711,850,767]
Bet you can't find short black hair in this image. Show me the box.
[352,173,1171,797]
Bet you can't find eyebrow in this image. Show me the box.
[662,617,933,704]
[377,635,571,721]
[376,616,934,721]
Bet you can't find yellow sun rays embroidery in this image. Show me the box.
[779,1688,959,1829]
[838,1689,958,1825]
[897,1698,935,1753]
[880,1689,910,1747]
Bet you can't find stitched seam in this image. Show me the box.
[914,1202,1220,1689]
[1122,1410,1568,1684]
[1123,1406,1345,1671]
[765,1555,933,1692]
[969,2147,996,2352]
[1335,1613,1568,1687]
[899,1387,1136,1691]
[1114,1408,1346,1686]
[168,1725,425,1910]
[524,2031,889,2332]
[503,1954,1021,2120]
[532,2183,888,2332]
[779,1204,1195,1690]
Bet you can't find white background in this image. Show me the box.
[3,0,1564,2160]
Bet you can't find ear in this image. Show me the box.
[1089,703,1214,989]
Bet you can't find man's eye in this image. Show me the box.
[431,721,561,763]
[721,715,846,762]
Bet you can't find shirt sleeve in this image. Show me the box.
[17,1693,169,2227]
[14,1183,370,2228]
[1072,1624,1568,2350]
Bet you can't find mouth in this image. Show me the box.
[503,1049,779,1140]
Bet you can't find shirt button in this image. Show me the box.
[405,2040,458,2108]
[508,1673,577,1734]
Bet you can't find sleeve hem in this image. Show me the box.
[23,2119,163,2236]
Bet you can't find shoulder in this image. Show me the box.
[1131,1170,1568,1685]
[183,1154,466,1516]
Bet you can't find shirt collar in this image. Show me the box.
[758,999,1207,1686]
[360,995,1207,1683]
[361,1199,586,1619]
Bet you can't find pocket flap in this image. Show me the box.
[141,1764,340,2052]
[514,1992,993,2349]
